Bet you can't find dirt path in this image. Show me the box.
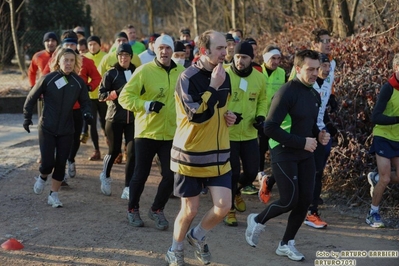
[0,114,398,266]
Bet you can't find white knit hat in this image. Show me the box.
[154,34,174,52]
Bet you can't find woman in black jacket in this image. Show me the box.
[23,48,92,207]
[98,43,136,199]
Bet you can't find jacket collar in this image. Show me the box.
[388,73,399,91]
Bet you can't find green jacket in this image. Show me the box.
[226,67,267,141]
[261,65,286,114]
[119,59,185,140]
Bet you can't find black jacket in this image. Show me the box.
[264,78,321,163]
[98,63,136,124]
[23,70,91,136]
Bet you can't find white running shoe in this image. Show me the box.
[276,240,305,261]
[99,172,111,196]
[165,247,184,266]
[48,192,63,208]
[121,187,129,200]
[245,213,265,247]
[68,160,76,178]
[33,176,46,194]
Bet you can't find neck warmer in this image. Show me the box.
[388,73,399,91]
[231,61,253,77]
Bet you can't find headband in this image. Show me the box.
[62,38,78,45]
[263,49,281,63]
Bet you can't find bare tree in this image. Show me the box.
[183,0,199,37]
[146,0,154,34]
[332,0,360,37]
[231,0,236,29]
[6,0,26,76]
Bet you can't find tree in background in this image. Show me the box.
[0,0,24,68]
[24,0,91,58]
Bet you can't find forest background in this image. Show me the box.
[1,0,398,223]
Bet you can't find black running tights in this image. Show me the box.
[256,156,315,243]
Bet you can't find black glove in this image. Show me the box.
[149,101,165,113]
[83,113,93,124]
[233,112,243,125]
[327,94,338,113]
[23,119,33,133]
[253,116,265,129]
[326,123,338,137]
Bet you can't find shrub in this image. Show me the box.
[256,20,399,219]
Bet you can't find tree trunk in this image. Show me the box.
[146,0,154,34]
[7,0,26,77]
[333,0,355,37]
[192,0,198,37]
[240,0,245,36]
[318,0,332,31]
[231,0,236,29]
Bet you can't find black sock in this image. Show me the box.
[281,241,288,246]
[40,176,47,181]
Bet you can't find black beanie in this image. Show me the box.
[43,32,58,44]
[174,41,185,53]
[225,33,235,42]
[234,41,254,59]
[320,53,329,63]
[116,43,133,58]
[115,32,128,40]
[87,35,101,46]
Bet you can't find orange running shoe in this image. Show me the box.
[258,172,271,204]
[304,212,327,229]
[114,153,123,164]
[89,149,101,161]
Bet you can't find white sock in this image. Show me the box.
[370,204,379,214]
[374,174,379,182]
[192,224,208,240]
[171,238,184,251]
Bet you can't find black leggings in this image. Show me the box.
[128,138,174,211]
[309,139,332,213]
[258,134,269,171]
[39,126,73,181]
[230,139,259,208]
[102,120,135,187]
[82,99,107,150]
[68,109,83,163]
[256,156,315,243]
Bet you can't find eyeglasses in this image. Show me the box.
[319,39,331,44]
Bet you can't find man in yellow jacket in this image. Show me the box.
[80,35,108,155]
[166,30,236,266]
[119,35,185,230]
[224,41,267,226]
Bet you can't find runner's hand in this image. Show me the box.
[210,63,226,90]
[23,119,33,133]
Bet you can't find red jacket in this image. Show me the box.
[43,54,101,109]
[28,50,53,87]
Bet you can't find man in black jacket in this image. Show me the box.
[245,50,330,262]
